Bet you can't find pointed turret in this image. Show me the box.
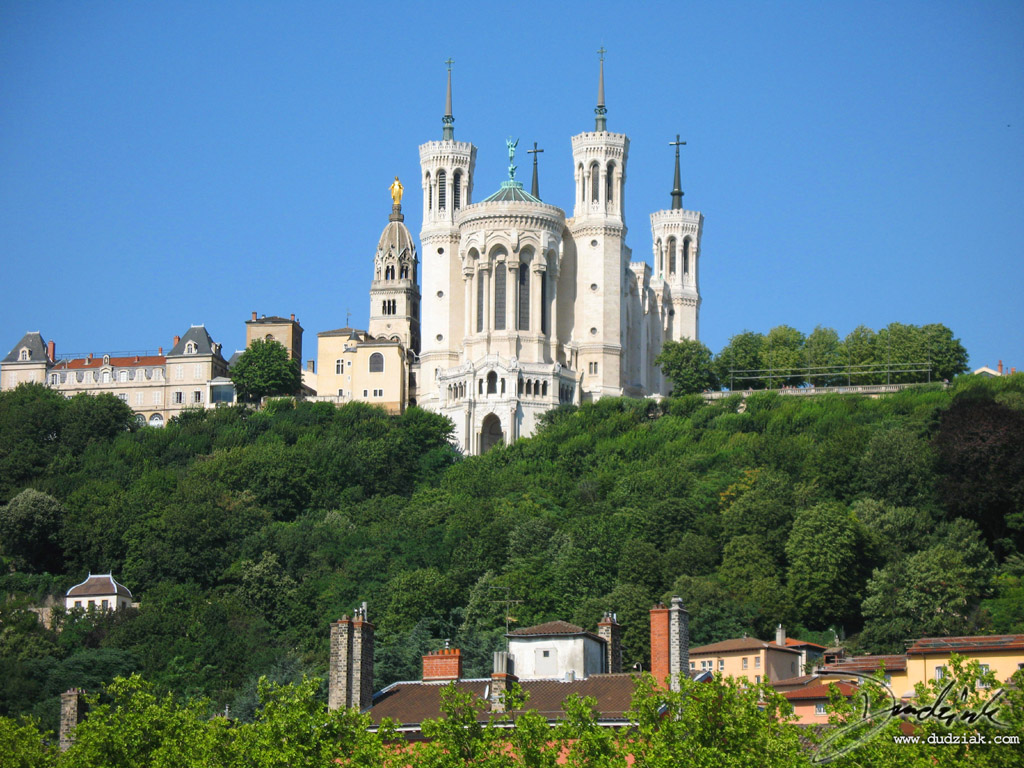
[670,134,686,210]
[595,47,607,132]
[442,58,455,141]
[528,142,544,199]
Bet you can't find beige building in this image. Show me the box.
[313,328,408,415]
[245,312,303,362]
[689,636,803,684]
[2,326,230,426]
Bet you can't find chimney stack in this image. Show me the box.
[650,597,690,691]
[47,340,56,363]
[998,360,1003,375]
[597,611,623,673]
[252,311,258,321]
[489,651,517,713]
[776,624,786,646]
[59,688,87,751]
[158,346,163,356]
[423,647,463,681]
[290,313,295,322]
[173,335,180,347]
[328,603,374,711]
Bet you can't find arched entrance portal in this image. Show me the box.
[480,413,504,454]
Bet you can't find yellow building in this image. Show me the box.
[245,311,304,362]
[313,328,407,415]
[689,636,803,684]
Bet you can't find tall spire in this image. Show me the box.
[528,142,544,199]
[669,134,686,210]
[595,47,607,131]
[442,58,455,141]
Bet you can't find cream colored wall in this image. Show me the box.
[315,336,407,414]
[65,595,131,612]
[905,651,1024,692]
[691,647,802,683]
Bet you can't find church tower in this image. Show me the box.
[368,183,420,353]
[569,50,630,400]
[650,134,703,348]
[418,61,477,392]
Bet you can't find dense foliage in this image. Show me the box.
[2,660,1021,766]
[1,373,1022,739]
[714,322,968,389]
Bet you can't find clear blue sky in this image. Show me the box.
[2,1,1022,370]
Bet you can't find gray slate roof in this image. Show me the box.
[167,326,222,358]
[3,332,48,364]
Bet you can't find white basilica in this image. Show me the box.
[367,57,704,455]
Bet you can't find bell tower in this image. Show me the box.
[369,180,420,353]
[569,48,630,401]
[419,59,477,390]
[650,134,702,345]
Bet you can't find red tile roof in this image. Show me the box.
[509,621,590,637]
[54,355,165,369]
[690,637,800,655]
[368,675,638,727]
[786,638,827,650]
[66,573,132,598]
[906,635,1024,655]
[782,682,858,701]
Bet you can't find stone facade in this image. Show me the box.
[59,688,86,751]
[650,596,690,691]
[1,326,230,427]
[410,61,704,454]
[245,312,303,362]
[597,611,623,674]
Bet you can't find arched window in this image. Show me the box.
[478,379,483,395]
[400,263,409,279]
[148,413,164,427]
[19,348,29,361]
[385,265,395,280]
[518,377,524,395]
[577,163,584,202]
[542,381,548,397]
[437,170,447,211]
[683,237,691,274]
[590,162,600,202]
[119,370,128,382]
[102,370,111,384]
[487,371,497,394]
[186,341,197,354]
[518,265,530,330]
[668,237,677,275]
[500,377,506,395]
[369,353,384,373]
[453,171,462,210]
[656,239,663,274]
[525,380,533,396]
[426,172,432,210]
[494,263,506,330]
[540,270,548,335]
[606,161,614,203]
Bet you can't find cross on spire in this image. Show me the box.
[442,58,455,140]
[595,46,607,131]
[670,133,686,210]
[527,142,544,199]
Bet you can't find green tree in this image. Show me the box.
[0,383,66,501]
[841,325,878,384]
[0,489,64,573]
[804,325,843,386]
[0,715,55,768]
[60,392,136,456]
[714,331,765,390]
[785,502,869,629]
[921,323,968,381]
[230,339,301,403]
[655,339,719,395]
[762,325,807,388]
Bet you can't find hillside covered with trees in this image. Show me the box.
[1,371,1022,731]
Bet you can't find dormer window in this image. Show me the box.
[19,348,29,361]
[186,341,198,354]
[103,355,110,365]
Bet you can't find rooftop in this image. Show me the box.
[482,180,543,204]
[690,637,801,655]
[906,635,1024,655]
[66,573,132,599]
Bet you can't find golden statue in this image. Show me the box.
[389,176,404,205]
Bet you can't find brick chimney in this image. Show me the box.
[597,611,623,673]
[47,340,56,363]
[290,313,295,322]
[158,346,163,356]
[173,335,180,347]
[776,624,786,646]
[998,360,1003,375]
[252,311,258,321]
[328,602,374,711]
[59,688,87,751]
[423,646,463,681]
[489,650,517,713]
[650,596,689,691]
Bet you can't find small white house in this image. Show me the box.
[507,620,606,680]
[65,573,132,612]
